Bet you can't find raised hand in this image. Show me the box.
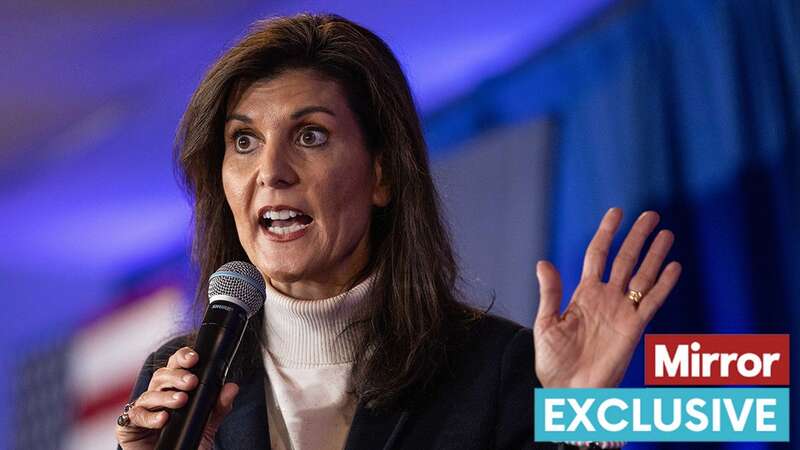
[115,346,239,450]
[533,208,682,388]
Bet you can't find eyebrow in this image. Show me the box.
[225,105,336,124]
[225,113,253,124]
[291,105,336,120]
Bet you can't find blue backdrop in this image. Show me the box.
[425,1,799,448]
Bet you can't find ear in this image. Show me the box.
[371,155,391,207]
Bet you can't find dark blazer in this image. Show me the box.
[121,314,569,450]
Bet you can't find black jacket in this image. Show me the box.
[122,314,567,449]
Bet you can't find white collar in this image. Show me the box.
[260,274,375,367]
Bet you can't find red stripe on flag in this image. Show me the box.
[74,381,135,421]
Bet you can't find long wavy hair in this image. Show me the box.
[175,13,483,409]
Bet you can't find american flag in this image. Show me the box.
[14,279,184,450]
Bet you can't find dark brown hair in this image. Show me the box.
[175,13,483,408]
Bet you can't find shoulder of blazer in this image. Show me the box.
[468,313,531,346]
[455,312,535,378]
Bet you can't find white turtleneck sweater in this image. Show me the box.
[260,275,374,450]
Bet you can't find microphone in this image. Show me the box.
[155,261,265,450]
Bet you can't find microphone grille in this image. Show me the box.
[208,261,266,317]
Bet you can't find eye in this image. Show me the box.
[232,132,259,154]
[295,127,328,147]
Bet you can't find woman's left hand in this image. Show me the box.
[532,208,682,388]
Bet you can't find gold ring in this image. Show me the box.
[627,289,644,306]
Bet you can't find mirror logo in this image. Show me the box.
[535,334,790,442]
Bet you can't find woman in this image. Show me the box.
[115,13,680,450]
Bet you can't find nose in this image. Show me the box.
[256,136,299,189]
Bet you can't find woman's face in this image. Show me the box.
[222,69,389,299]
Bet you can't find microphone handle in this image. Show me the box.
[155,302,248,450]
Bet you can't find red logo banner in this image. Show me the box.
[644,334,790,386]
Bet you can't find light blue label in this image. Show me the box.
[534,388,789,442]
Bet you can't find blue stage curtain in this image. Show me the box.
[425,1,799,448]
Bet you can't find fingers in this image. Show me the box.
[216,383,240,415]
[148,366,199,391]
[148,347,199,391]
[135,389,189,410]
[203,383,240,438]
[167,346,199,369]
[535,260,563,327]
[608,211,660,288]
[120,382,237,445]
[637,261,682,322]
[125,405,169,430]
[117,347,200,444]
[628,229,675,293]
[582,208,623,280]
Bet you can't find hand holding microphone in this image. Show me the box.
[116,261,265,450]
[115,347,240,450]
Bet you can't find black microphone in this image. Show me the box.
[155,261,265,450]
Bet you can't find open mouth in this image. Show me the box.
[259,207,314,235]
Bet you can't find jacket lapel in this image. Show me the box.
[343,402,410,450]
[215,373,410,450]
[215,373,270,449]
